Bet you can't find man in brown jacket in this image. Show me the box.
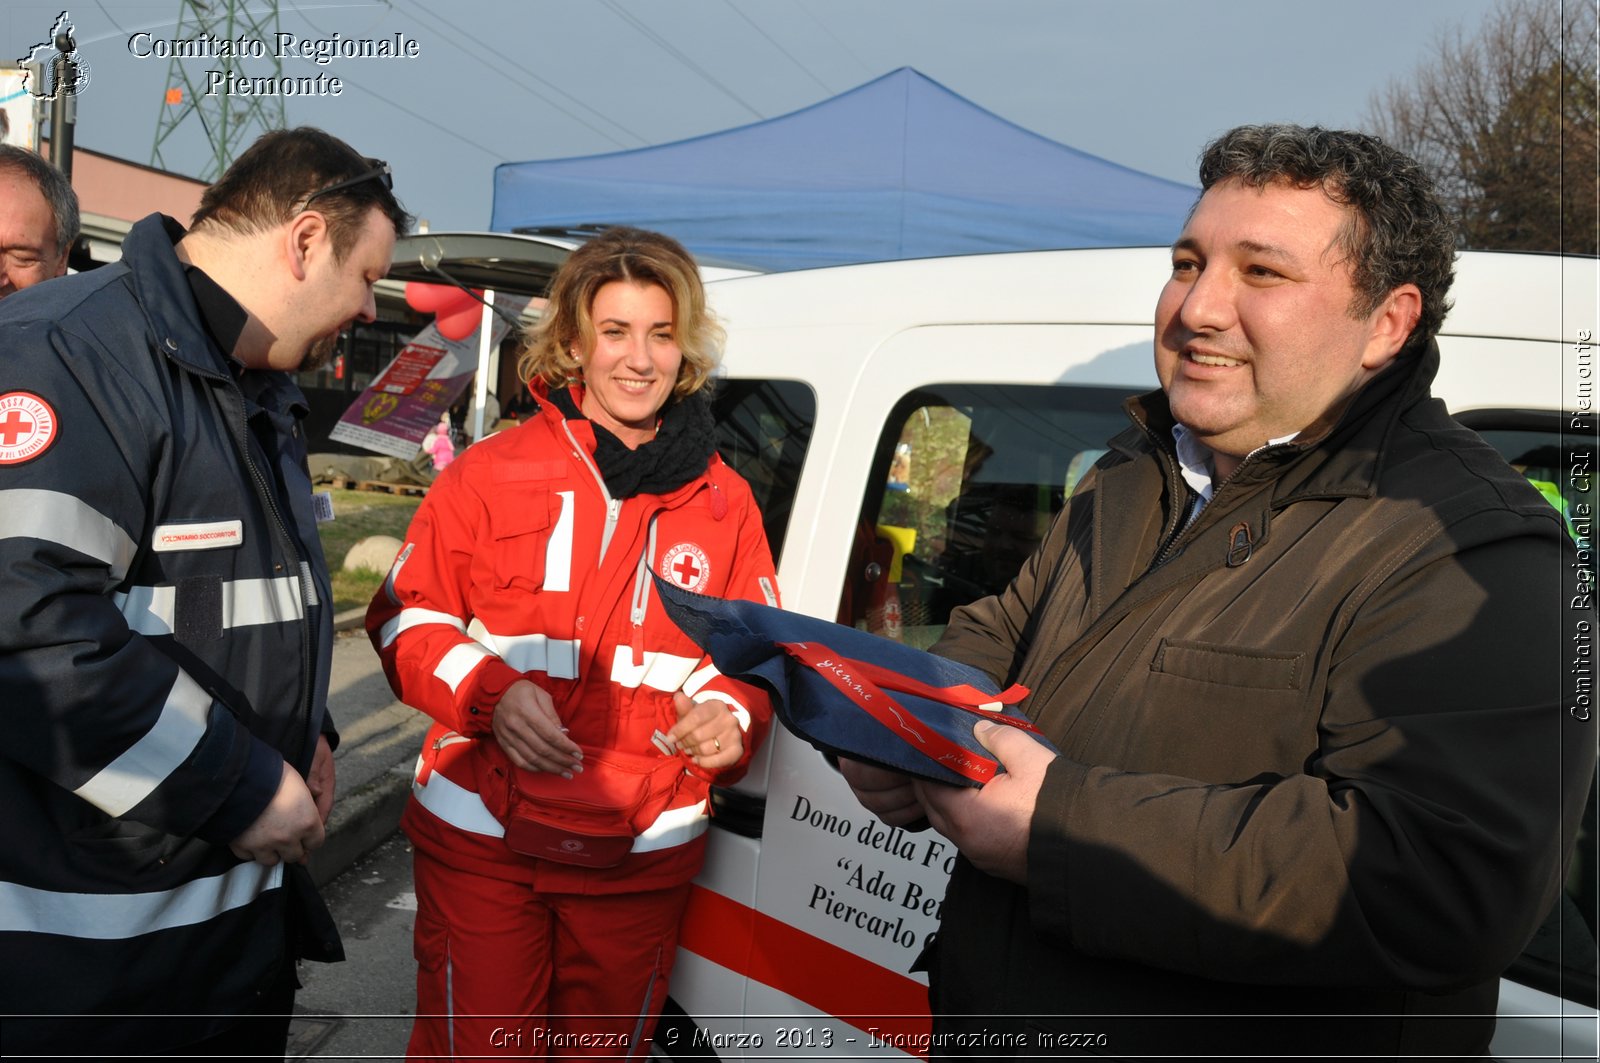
[843,124,1594,1059]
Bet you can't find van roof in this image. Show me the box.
[705,246,1594,345]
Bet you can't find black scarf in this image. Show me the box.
[547,387,717,499]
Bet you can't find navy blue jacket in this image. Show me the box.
[0,214,338,1051]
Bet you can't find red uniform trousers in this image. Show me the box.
[408,847,693,1061]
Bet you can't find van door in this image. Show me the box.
[664,324,1155,1058]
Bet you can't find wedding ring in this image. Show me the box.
[713,737,723,753]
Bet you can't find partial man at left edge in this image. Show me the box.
[0,127,410,1058]
[0,144,78,299]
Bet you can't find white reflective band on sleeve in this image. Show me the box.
[380,607,468,650]
[74,668,212,817]
[0,860,282,940]
[607,647,700,692]
[383,543,414,607]
[466,619,580,680]
[681,662,722,697]
[0,489,137,581]
[631,799,709,853]
[681,664,751,730]
[412,768,505,838]
[545,491,574,593]
[692,691,751,732]
[115,577,305,636]
[433,642,494,694]
[114,584,177,636]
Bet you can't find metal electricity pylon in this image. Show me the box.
[150,0,286,181]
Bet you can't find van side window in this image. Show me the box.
[711,379,816,566]
[838,384,1129,649]
[1459,409,1599,1010]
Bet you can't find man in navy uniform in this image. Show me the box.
[0,127,409,1057]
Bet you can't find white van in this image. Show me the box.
[656,247,1598,1061]
[385,238,1597,1061]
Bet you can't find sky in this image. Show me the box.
[3,0,1510,232]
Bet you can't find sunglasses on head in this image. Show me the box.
[302,159,392,210]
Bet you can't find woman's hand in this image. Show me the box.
[491,680,584,775]
[668,692,744,771]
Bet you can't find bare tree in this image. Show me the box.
[1368,0,1597,253]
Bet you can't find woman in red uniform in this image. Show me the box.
[369,227,778,1059]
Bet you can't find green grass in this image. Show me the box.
[317,488,424,614]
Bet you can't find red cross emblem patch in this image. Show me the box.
[0,392,58,466]
[661,542,712,593]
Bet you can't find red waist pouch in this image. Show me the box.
[503,748,696,868]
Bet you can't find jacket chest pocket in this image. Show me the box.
[1126,639,1312,779]
[490,486,572,593]
[1150,639,1303,690]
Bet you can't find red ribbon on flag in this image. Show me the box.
[777,640,1036,784]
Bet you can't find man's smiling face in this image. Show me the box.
[1154,178,1412,474]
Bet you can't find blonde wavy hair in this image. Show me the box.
[517,227,724,400]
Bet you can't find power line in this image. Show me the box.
[286,0,391,39]
[92,0,131,37]
[272,7,510,163]
[596,0,764,121]
[721,0,834,94]
[792,0,876,81]
[292,65,510,162]
[389,0,644,149]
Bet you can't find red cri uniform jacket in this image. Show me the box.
[368,390,778,892]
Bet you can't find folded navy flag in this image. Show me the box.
[652,574,1053,787]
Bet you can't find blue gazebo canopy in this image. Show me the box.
[491,68,1197,272]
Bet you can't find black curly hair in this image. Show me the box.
[1198,124,1457,348]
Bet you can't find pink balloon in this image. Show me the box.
[404,281,458,313]
[406,282,486,340]
[436,302,483,341]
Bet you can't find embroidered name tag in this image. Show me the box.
[152,519,245,552]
